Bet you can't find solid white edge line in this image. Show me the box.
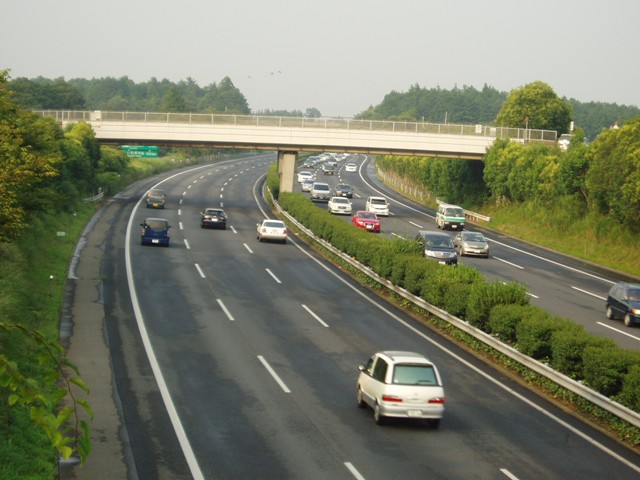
[301,304,329,328]
[257,355,291,393]
[409,221,423,228]
[344,462,366,480]
[265,268,282,284]
[216,299,235,321]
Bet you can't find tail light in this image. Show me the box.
[429,397,445,405]
[382,395,403,403]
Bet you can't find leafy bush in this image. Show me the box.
[549,323,590,379]
[466,280,529,331]
[617,365,640,412]
[514,311,557,360]
[488,304,541,343]
[421,264,479,317]
[582,341,640,397]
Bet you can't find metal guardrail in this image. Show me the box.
[34,110,558,143]
[82,189,104,203]
[273,195,640,429]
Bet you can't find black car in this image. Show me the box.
[334,183,353,198]
[606,282,640,326]
[415,230,457,265]
[140,217,171,246]
[200,208,227,229]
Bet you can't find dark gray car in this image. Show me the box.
[606,283,640,326]
[415,230,457,265]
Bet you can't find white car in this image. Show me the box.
[256,219,288,243]
[327,196,352,215]
[344,162,357,172]
[297,170,313,183]
[301,178,314,192]
[357,351,445,427]
[365,196,389,216]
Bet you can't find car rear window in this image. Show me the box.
[145,219,168,230]
[264,221,284,228]
[370,198,386,205]
[314,184,330,191]
[393,364,437,385]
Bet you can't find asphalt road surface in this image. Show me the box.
[61,153,640,479]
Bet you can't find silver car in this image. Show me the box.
[453,231,490,258]
[356,351,445,427]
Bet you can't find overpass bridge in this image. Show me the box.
[36,110,556,192]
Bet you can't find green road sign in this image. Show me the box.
[121,145,159,158]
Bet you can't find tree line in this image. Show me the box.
[375,82,640,236]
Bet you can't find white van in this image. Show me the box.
[436,204,465,230]
[365,196,389,216]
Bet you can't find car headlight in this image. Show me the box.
[632,308,640,315]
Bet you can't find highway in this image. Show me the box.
[313,154,640,351]
[82,153,640,479]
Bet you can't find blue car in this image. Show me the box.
[140,217,171,246]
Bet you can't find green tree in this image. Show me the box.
[585,117,640,231]
[495,81,573,134]
[0,71,60,240]
[160,86,188,112]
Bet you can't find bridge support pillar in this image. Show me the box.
[277,151,298,193]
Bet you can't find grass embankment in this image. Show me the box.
[480,200,640,277]
[0,205,97,480]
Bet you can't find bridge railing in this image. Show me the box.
[34,110,557,142]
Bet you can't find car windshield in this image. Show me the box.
[264,221,285,228]
[464,233,485,242]
[628,288,640,301]
[359,213,377,219]
[426,236,454,248]
[445,207,464,217]
[392,364,437,385]
[145,219,168,230]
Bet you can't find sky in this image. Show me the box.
[3,0,639,118]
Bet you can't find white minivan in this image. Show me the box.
[365,196,389,216]
[436,203,465,230]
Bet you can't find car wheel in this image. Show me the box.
[356,388,366,408]
[624,313,633,327]
[373,402,385,425]
[606,305,614,320]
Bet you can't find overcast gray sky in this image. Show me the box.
[3,0,638,117]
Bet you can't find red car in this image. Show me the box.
[352,211,380,232]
